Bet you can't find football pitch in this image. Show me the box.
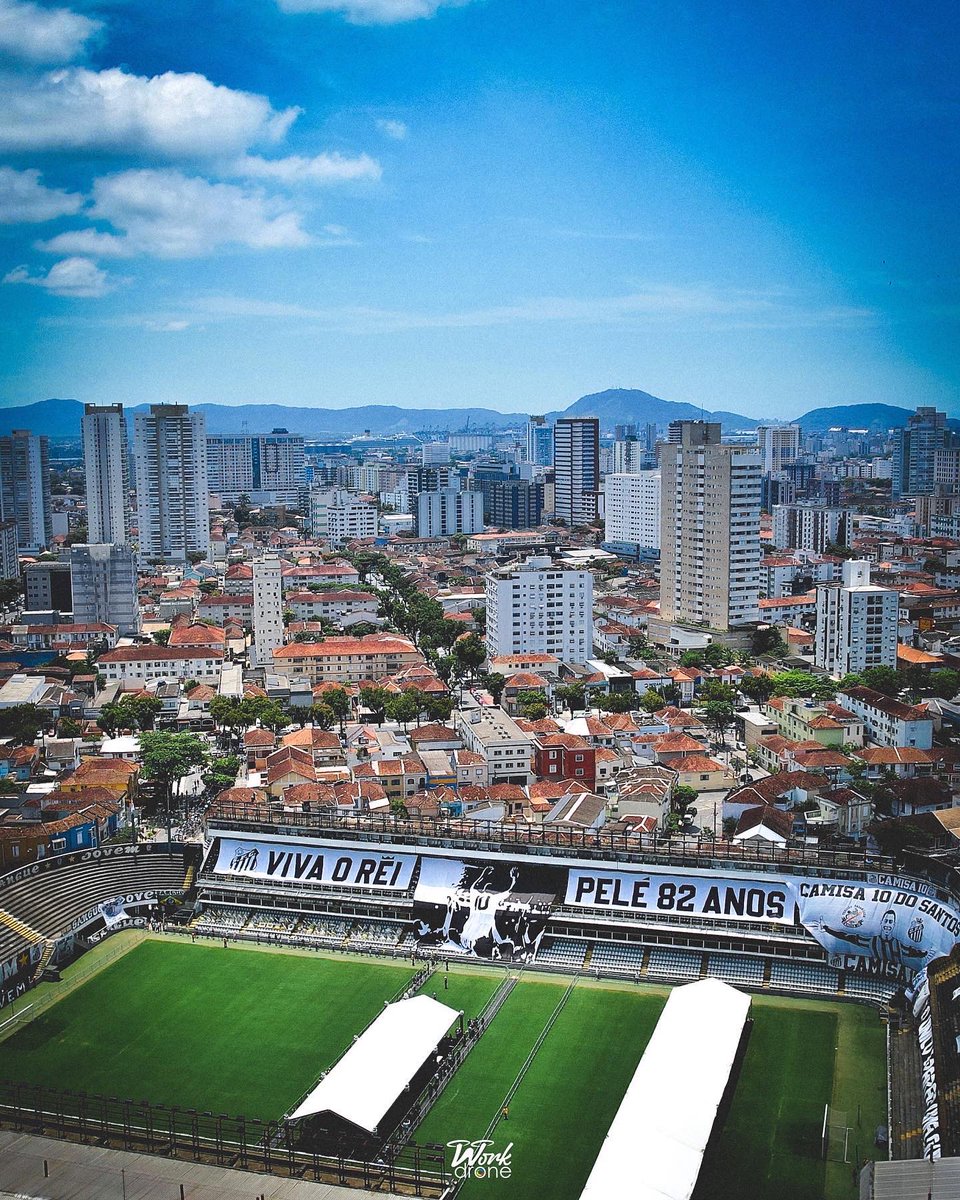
[0,938,886,1200]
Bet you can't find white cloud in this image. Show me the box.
[0,67,299,158]
[4,255,112,296]
[277,0,466,24]
[232,151,381,184]
[0,166,82,223]
[0,0,100,63]
[35,227,130,257]
[376,118,407,140]
[75,168,313,258]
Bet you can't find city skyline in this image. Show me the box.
[0,0,958,418]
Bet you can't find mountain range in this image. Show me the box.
[0,392,941,441]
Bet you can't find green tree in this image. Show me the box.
[480,672,506,705]
[554,683,587,714]
[359,685,390,726]
[57,717,83,739]
[752,626,787,657]
[423,692,454,723]
[672,784,698,827]
[929,669,960,700]
[139,731,208,841]
[322,685,351,730]
[386,691,419,728]
[309,702,335,730]
[453,632,486,679]
[739,674,775,704]
[859,665,901,697]
[703,698,735,742]
[593,692,635,713]
[639,689,666,713]
[203,754,240,794]
[152,628,171,646]
[517,689,548,720]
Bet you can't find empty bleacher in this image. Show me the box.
[589,942,645,973]
[0,849,187,965]
[645,947,703,981]
[346,922,403,950]
[535,937,589,969]
[842,974,898,1003]
[706,953,765,988]
[769,960,840,993]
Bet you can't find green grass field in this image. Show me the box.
[0,939,887,1200]
[0,939,414,1120]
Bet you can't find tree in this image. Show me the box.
[703,699,735,742]
[0,703,48,744]
[738,674,775,704]
[593,692,636,713]
[554,683,587,714]
[424,693,454,723]
[639,689,666,713]
[672,784,698,827]
[627,635,655,659]
[453,633,486,679]
[752,626,787,657]
[322,685,351,730]
[0,578,23,608]
[699,680,737,706]
[209,695,246,741]
[203,754,240,794]
[309,702,335,730]
[139,731,208,841]
[517,689,548,720]
[481,672,506,705]
[152,628,171,646]
[929,669,960,700]
[386,692,419,729]
[57,717,83,738]
[359,685,390,726]
[859,665,900,697]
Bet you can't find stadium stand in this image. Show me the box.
[645,947,703,981]
[706,953,765,987]
[769,960,840,993]
[589,942,645,972]
[536,937,589,969]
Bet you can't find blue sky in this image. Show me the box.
[0,0,957,419]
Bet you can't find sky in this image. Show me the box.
[0,0,957,420]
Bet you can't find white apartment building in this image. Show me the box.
[327,495,379,547]
[134,405,209,562]
[659,422,761,631]
[756,424,800,475]
[206,429,305,506]
[814,560,898,676]
[421,441,452,465]
[96,645,224,685]
[252,556,284,669]
[526,417,553,467]
[82,404,130,544]
[415,489,484,538]
[485,555,593,663]
[835,685,934,750]
[772,504,853,552]
[604,471,661,549]
[69,543,139,636]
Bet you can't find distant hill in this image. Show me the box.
[548,388,760,429]
[793,403,918,433]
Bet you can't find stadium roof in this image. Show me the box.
[288,995,460,1133]
[579,978,750,1200]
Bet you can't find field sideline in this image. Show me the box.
[0,936,887,1200]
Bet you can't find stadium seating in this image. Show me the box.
[842,975,898,1002]
[645,947,703,981]
[0,851,186,963]
[535,937,589,968]
[769,960,840,993]
[706,953,765,987]
[589,942,645,972]
[347,922,404,949]
[193,906,249,934]
[295,915,351,944]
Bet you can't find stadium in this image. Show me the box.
[1,805,957,1199]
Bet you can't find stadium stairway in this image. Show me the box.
[761,960,772,988]
[0,907,43,946]
[182,864,195,891]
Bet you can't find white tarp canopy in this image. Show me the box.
[580,977,751,1200]
[288,994,460,1133]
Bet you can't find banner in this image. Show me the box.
[214,838,416,890]
[413,858,563,961]
[566,866,960,973]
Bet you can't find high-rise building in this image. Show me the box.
[252,556,284,669]
[659,421,761,631]
[478,479,544,530]
[326,494,379,547]
[526,417,553,466]
[485,555,593,663]
[815,560,898,676]
[0,430,51,552]
[755,425,801,475]
[421,441,452,466]
[893,407,954,498]
[0,520,17,582]
[553,418,599,525]
[69,543,139,636]
[612,435,655,474]
[82,404,130,545]
[134,404,209,563]
[604,472,661,549]
[414,489,484,538]
[24,559,71,612]
[772,504,853,552]
[206,429,305,506]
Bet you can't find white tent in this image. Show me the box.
[580,977,751,1200]
[288,994,460,1133]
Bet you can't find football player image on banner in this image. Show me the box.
[413,858,563,961]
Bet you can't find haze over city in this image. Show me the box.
[0,0,958,417]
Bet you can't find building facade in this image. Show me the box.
[772,504,853,552]
[0,430,51,552]
[659,422,761,631]
[526,417,553,467]
[82,404,130,545]
[755,424,800,475]
[414,489,484,538]
[893,407,953,498]
[24,560,71,612]
[604,471,661,549]
[485,555,593,663]
[134,404,210,562]
[814,560,898,676]
[206,429,305,507]
[252,556,284,669]
[69,543,140,636]
[553,417,599,526]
